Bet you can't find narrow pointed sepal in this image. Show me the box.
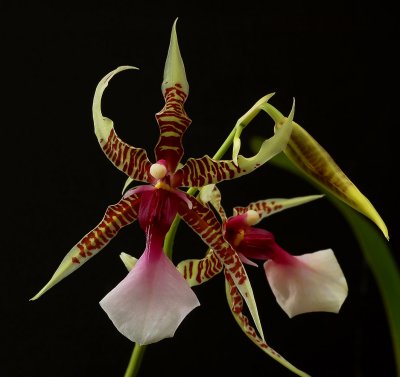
[224,270,311,377]
[233,194,324,221]
[93,66,152,182]
[161,18,189,96]
[175,100,294,188]
[265,249,348,318]
[155,20,191,172]
[30,194,141,300]
[262,103,388,239]
[177,249,223,287]
[178,194,265,340]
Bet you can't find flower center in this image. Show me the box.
[232,229,245,247]
[150,162,168,180]
[246,210,260,225]
[155,181,172,191]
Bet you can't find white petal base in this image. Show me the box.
[264,248,348,318]
[100,251,200,344]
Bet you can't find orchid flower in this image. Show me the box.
[31,20,295,345]
[224,197,348,318]
[176,185,347,376]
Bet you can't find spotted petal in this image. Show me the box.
[262,103,388,239]
[224,270,310,377]
[177,249,223,287]
[155,19,192,172]
[100,227,200,344]
[30,193,141,300]
[93,66,152,182]
[178,194,264,340]
[233,194,323,221]
[174,101,294,188]
[265,248,348,318]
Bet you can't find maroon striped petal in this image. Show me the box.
[155,21,191,172]
[174,156,244,187]
[174,98,294,188]
[31,193,141,300]
[93,66,152,182]
[177,249,223,287]
[224,270,310,376]
[233,195,323,220]
[178,194,264,339]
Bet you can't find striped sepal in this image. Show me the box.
[176,156,243,188]
[224,270,310,377]
[31,193,141,300]
[177,249,223,287]
[93,66,152,182]
[233,195,323,221]
[178,194,264,340]
[154,84,191,172]
[175,104,293,188]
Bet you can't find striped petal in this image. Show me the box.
[178,194,264,340]
[224,270,310,377]
[174,101,294,188]
[233,194,323,221]
[93,66,152,182]
[262,103,388,239]
[177,249,223,287]
[30,193,141,300]
[155,19,191,172]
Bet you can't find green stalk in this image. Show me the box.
[124,344,147,377]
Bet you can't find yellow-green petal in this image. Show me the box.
[199,184,227,222]
[236,99,294,172]
[232,93,276,164]
[262,103,389,239]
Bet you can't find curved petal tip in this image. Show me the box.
[162,19,189,96]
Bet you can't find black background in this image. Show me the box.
[4,1,399,377]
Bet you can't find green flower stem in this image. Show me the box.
[125,128,237,376]
[124,344,147,377]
